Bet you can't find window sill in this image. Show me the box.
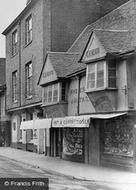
[42,101,67,107]
[85,87,117,93]
[24,40,32,48]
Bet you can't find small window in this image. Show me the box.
[12,71,17,102]
[25,15,32,45]
[25,62,32,98]
[12,30,18,56]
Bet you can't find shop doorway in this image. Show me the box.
[50,128,63,157]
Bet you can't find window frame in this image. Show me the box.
[42,83,60,105]
[12,29,18,56]
[12,71,18,103]
[86,60,116,92]
[25,15,32,45]
[25,61,32,98]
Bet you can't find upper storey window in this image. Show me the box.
[42,82,67,105]
[25,15,32,45]
[12,71,18,102]
[25,61,32,98]
[86,60,116,91]
[12,30,18,56]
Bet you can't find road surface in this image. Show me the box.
[0,156,116,190]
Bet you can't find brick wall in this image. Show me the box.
[6,0,51,110]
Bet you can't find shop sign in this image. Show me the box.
[52,115,90,128]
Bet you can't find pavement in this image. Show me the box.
[0,147,136,190]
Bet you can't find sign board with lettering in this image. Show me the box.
[68,76,95,115]
[39,56,58,85]
[52,115,91,128]
[82,32,106,62]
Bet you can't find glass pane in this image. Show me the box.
[53,84,58,102]
[43,87,48,103]
[97,62,104,88]
[48,86,52,103]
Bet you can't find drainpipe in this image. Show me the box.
[76,75,81,116]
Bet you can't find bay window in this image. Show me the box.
[86,60,116,91]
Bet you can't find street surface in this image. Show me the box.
[0,156,116,190]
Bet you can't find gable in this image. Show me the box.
[39,56,58,86]
[82,32,106,62]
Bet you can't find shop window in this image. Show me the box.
[63,128,84,156]
[86,60,116,91]
[102,117,133,157]
[12,71,17,103]
[25,61,32,98]
[25,15,32,45]
[12,29,18,56]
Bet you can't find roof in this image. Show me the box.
[2,0,37,35]
[48,52,85,78]
[0,58,5,86]
[68,0,136,56]
[38,52,86,84]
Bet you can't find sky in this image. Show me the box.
[0,0,26,57]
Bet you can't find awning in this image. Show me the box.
[20,120,34,130]
[90,112,127,119]
[52,115,91,128]
[34,118,52,129]
[52,112,127,128]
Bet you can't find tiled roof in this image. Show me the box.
[68,0,136,55]
[94,29,132,53]
[47,52,86,78]
[0,58,5,86]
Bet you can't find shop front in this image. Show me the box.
[52,115,90,162]
[100,114,135,170]
[20,118,51,154]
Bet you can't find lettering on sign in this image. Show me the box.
[42,70,54,78]
[52,116,90,128]
[86,48,100,58]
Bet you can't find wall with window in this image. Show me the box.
[86,58,128,112]
[5,0,51,110]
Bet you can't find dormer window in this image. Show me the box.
[86,60,116,91]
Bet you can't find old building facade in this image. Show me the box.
[37,0,136,171]
[3,0,126,152]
